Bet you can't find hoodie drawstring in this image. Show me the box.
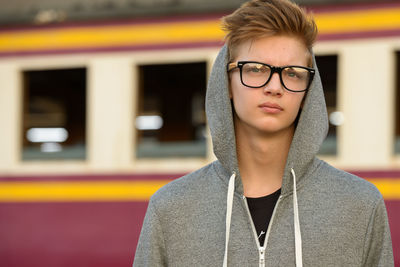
[223,169,302,267]
[223,172,236,267]
[291,168,303,267]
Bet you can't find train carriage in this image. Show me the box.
[0,1,400,266]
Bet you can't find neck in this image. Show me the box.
[235,121,295,198]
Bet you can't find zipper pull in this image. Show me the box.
[259,247,265,267]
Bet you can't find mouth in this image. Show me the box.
[258,102,283,114]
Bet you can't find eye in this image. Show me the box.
[249,67,260,73]
[243,63,269,74]
[284,67,308,80]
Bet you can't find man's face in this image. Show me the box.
[229,35,309,136]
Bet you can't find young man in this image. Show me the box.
[134,0,394,266]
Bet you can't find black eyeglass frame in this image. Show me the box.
[227,61,315,93]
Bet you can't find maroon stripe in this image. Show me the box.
[0,201,148,267]
[385,200,400,266]
[347,170,400,179]
[0,173,183,182]
[2,169,400,182]
[0,41,224,58]
[308,1,400,14]
[0,200,398,266]
[0,12,227,33]
[318,29,400,41]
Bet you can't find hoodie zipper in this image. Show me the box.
[243,195,283,267]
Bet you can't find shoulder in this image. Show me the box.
[311,159,383,204]
[148,161,222,212]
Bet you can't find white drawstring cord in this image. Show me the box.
[223,170,302,267]
[223,172,236,267]
[291,168,303,267]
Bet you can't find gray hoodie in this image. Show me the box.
[133,45,394,266]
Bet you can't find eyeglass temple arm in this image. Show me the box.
[227,62,238,72]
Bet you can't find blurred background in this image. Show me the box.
[0,0,399,266]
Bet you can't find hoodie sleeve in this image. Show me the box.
[362,196,394,267]
[133,199,167,267]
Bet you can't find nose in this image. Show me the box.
[263,73,283,96]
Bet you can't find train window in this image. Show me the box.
[395,51,400,154]
[136,62,207,158]
[316,55,338,155]
[22,68,86,160]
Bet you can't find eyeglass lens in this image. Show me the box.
[241,62,311,91]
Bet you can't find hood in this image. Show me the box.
[205,44,329,195]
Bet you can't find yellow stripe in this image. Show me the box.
[0,20,223,52]
[367,178,400,200]
[0,6,400,54]
[0,178,398,202]
[0,180,169,202]
[315,7,400,34]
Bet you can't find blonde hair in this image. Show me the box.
[221,0,318,62]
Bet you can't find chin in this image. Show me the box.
[256,120,283,132]
[252,123,281,133]
[255,122,295,135]
[257,127,283,135]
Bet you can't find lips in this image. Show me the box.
[258,102,283,114]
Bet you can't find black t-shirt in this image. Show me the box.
[246,189,281,246]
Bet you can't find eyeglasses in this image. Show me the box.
[227,61,315,92]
